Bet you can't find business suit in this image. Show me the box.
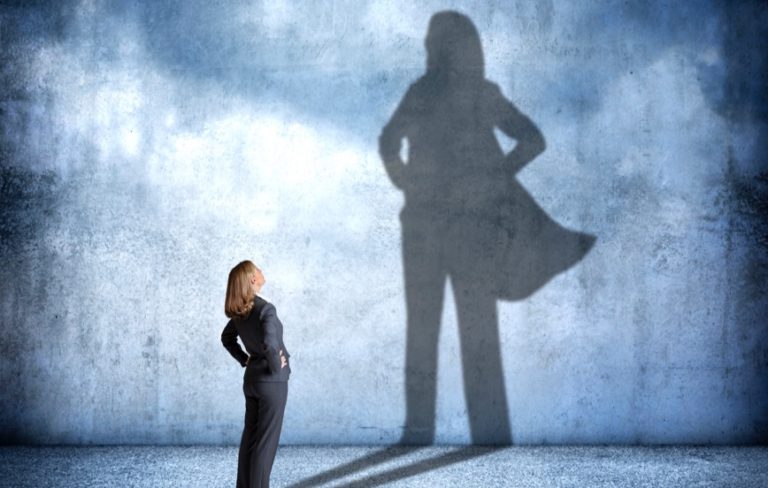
[221,293,291,488]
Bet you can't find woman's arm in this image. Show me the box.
[221,320,249,367]
[259,303,285,374]
[490,84,546,176]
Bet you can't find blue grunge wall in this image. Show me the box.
[1,0,766,445]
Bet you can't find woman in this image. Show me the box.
[221,260,291,488]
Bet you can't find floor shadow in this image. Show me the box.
[378,11,597,446]
[286,446,497,488]
[331,446,498,488]
[285,446,420,488]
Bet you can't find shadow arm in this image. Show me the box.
[378,87,417,190]
[492,87,546,176]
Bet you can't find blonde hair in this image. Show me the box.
[225,260,258,319]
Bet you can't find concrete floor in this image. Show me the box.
[1,445,766,487]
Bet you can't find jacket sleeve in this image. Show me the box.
[221,319,249,367]
[259,303,283,374]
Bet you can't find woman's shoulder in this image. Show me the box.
[252,294,277,317]
[254,293,272,307]
[237,294,266,320]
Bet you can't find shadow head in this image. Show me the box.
[425,10,485,82]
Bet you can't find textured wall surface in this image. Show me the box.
[1,0,766,445]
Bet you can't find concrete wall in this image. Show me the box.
[1,0,766,445]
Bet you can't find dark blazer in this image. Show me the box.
[221,294,291,382]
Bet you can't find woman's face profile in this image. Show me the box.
[250,267,265,292]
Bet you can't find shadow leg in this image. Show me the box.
[453,277,512,445]
[399,211,447,445]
